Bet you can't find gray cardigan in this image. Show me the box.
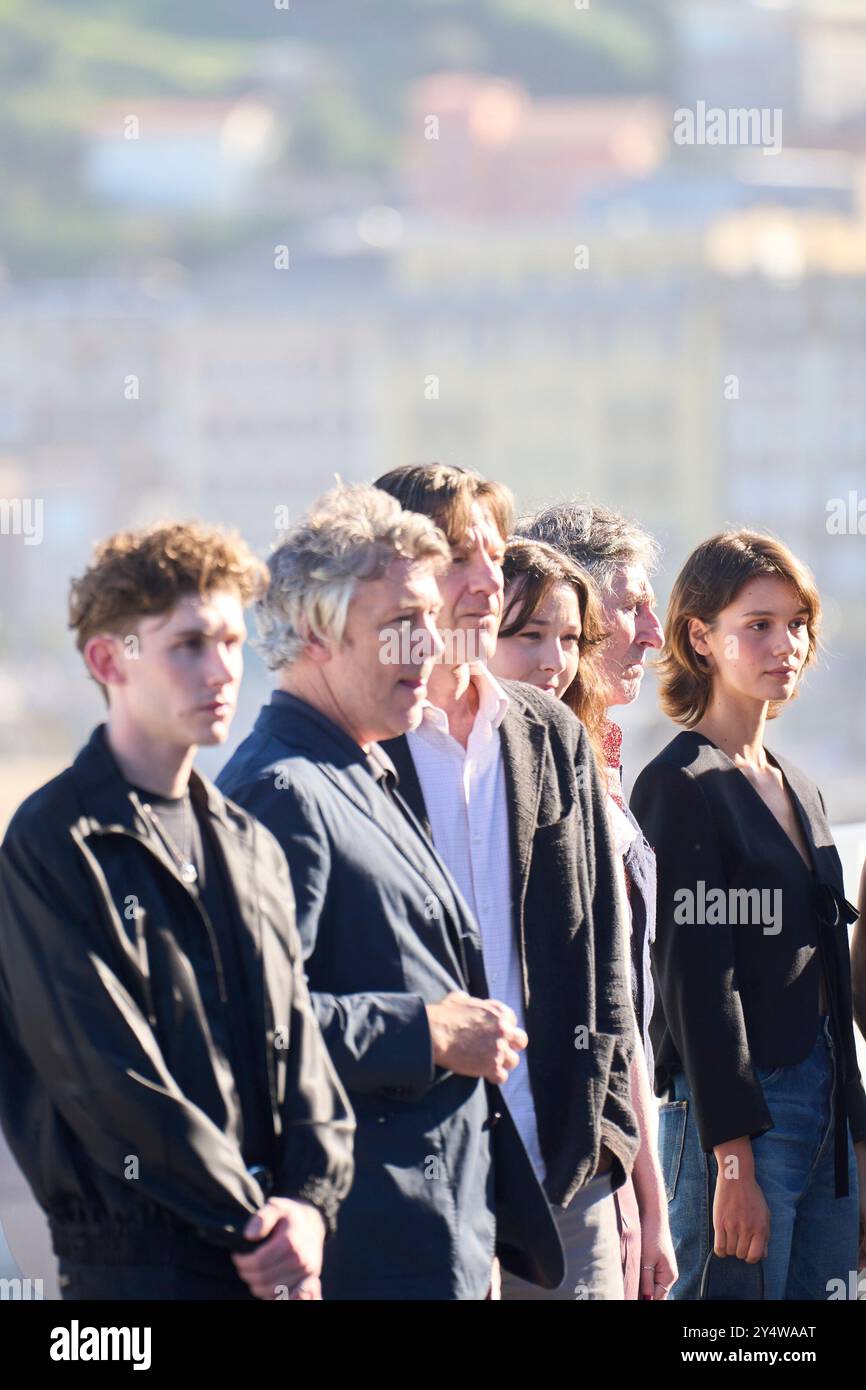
[383,679,640,1208]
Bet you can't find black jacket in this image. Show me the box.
[631,731,866,1189]
[0,725,355,1271]
[382,679,640,1208]
[218,691,565,1299]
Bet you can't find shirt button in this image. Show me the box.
[472,833,481,844]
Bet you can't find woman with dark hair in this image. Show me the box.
[491,538,607,753]
[631,529,866,1299]
[491,537,677,1301]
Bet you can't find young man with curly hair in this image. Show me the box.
[0,522,355,1301]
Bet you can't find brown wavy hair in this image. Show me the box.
[656,529,821,727]
[69,521,268,700]
[499,538,609,770]
[374,463,514,546]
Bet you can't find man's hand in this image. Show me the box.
[711,1137,769,1263]
[426,990,527,1085]
[232,1197,326,1301]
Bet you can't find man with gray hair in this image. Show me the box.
[219,483,563,1299]
[517,499,676,1300]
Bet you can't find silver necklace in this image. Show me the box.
[140,794,198,885]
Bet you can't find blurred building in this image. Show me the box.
[405,74,666,220]
[85,99,280,212]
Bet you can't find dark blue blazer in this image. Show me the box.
[218,691,563,1300]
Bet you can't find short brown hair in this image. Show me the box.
[69,521,267,695]
[500,538,608,767]
[374,463,514,546]
[657,529,821,727]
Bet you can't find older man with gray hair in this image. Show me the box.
[517,500,676,1300]
[219,483,563,1299]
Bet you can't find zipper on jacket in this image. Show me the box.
[80,822,229,1006]
[71,821,160,1027]
[249,833,281,1129]
[132,911,158,1026]
[75,806,280,1118]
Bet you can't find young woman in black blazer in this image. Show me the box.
[855,861,866,1042]
[631,530,866,1300]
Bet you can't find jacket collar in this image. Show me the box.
[261,694,482,992]
[384,679,551,1001]
[415,663,510,740]
[69,723,236,836]
[680,730,847,892]
[386,678,551,879]
[256,690,372,768]
[497,681,550,910]
[261,689,401,789]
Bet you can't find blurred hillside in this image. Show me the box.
[3,0,866,821]
[0,0,668,276]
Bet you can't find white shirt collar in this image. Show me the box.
[418,663,510,738]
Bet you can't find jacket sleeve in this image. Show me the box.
[256,825,356,1234]
[0,827,267,1250]
[575,723,639,1174]
[630,760,773,1150]
[229,774,435,1099]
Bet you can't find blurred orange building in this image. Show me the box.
[405,74,666,220]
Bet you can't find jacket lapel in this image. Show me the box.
[386,695,550,900]
[380,735,431,838]
[768,750,842,885]
[316,760,473,988]
[498,698,548,920]
[386,700,549,1002]
[378,734,491,998]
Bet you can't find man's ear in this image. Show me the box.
[83,633,129,690]
[301,626,332,666]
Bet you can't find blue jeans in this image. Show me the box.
[658,1016,859,1300]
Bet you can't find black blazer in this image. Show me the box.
[631,731,866,1184]
[218,691,564,1299]
[383,679,640,1208]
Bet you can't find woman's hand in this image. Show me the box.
[711,1136,770,1263]
[636,1201,678,1299]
